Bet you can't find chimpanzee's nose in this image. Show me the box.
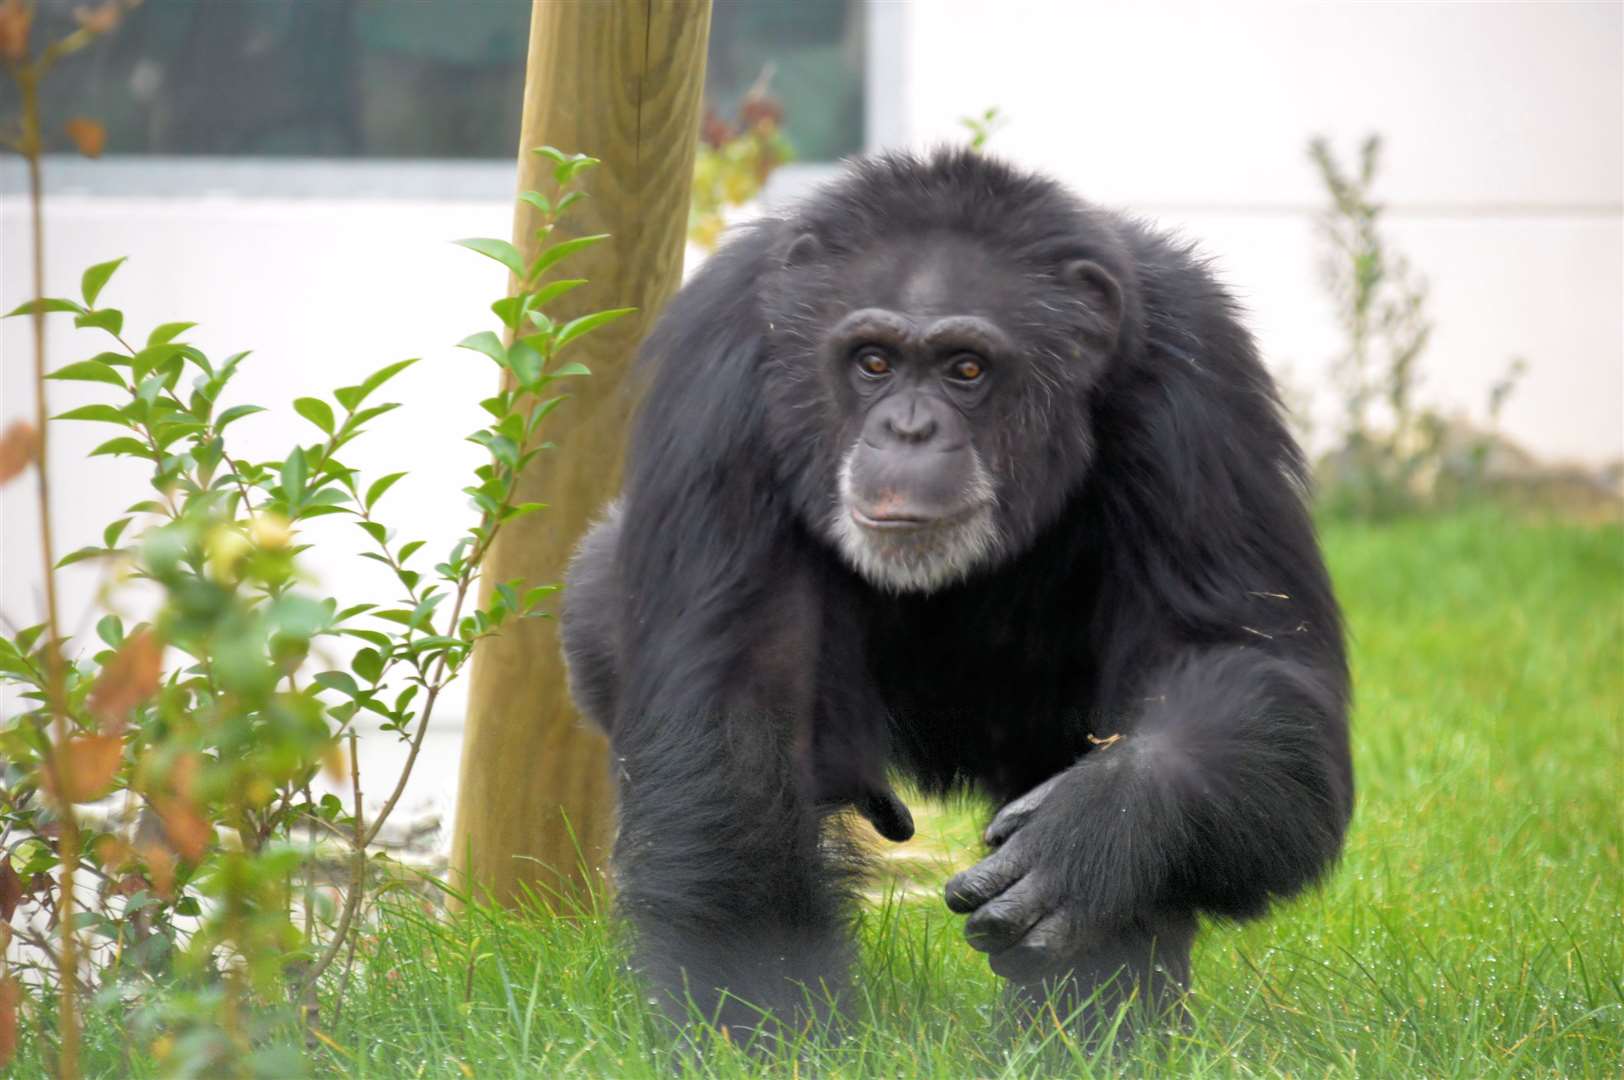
[884,398,938,444]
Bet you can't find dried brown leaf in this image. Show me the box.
[154,796,210,861]
[137,842,175,897]
[0,975,17,1068]
[72,1,120,34]
[88,630,162,732]
[169,750,198,799]
[64,116,106,158]
[0,860,20,923]
[0,0,31,64]
[47,733,123,803]
[0,422,38,485]
[92,833,133,871]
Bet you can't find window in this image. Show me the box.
[3,0,866,162]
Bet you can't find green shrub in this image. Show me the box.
[1,140,623,1075]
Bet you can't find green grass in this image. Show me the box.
[41,511,1624,1077]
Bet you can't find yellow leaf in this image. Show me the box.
[322,741,348,785]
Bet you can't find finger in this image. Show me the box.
[858,788,915,843]
[987,910,1073,983]
[944,840,1030,913]
[963,874,1052,954]
[984,773,1066,847]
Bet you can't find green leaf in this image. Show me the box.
[397,540,426,563]
[53,403,128,425]
[313,671,361,698]
[57,546,112,568]
[74,308,124,337]
[457,331,506,366]
[517,190,550,215]
[46,359,125,386]
[365,471,407,510]
[454,237,525,278]
[527,234,609,280]
[352,358,418,408]
[4,297,84,318]
[282,446,308,503]
[531,146,569,165]
[268,594,330,638]
[529,278,587,307]
[550,361,591,378]
[507,340,544,386]
[80,257,127,308]
[490,295,525,330]
[90,437,152,459]
[146,321,197,346]
[553,154,600,187]
[293,396,335,435]
[130,343,186,380]
[555,307,633,352]
[526,396,567,429]
[214,404,265,430]
[351,648,384,684]
[408,592,445,629]
[102,518,132,548]
[350,402,401,427]
[95,614,125,649]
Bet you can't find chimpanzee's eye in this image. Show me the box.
[855,349,892,378]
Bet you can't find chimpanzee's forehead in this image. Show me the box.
[836,232,1032,321]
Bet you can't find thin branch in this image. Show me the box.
[19,54,84,1080]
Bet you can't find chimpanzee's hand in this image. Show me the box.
[944,773,1092,981]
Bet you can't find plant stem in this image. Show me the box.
[20,61,82,1080]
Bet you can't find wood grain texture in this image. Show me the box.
[450,0,712,908]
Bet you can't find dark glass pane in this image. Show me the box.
[0,0,864,160]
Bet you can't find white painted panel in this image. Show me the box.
[1,196,515,728]
[903,0,1622,208]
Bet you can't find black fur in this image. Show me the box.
[561,149,1352,1038]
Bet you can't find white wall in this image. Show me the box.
[2,0,1620,818]
[1,196,512,815]
[895,0,1623,464]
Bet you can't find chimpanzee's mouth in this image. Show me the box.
[850,501,990,533]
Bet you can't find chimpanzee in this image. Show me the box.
[561,149,1352,1038]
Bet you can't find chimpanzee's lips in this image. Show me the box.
[851,502,989,532]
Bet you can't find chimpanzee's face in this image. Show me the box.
[785,232,1120,593]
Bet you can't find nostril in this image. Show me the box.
[886,412,938,443]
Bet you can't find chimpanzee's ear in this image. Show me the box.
[781,231,823,269]
[1060,258,1124,351]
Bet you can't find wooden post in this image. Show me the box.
[450,0,712,908]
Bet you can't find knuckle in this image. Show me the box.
[943,875,982,912]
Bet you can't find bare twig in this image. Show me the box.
[14,45,83,1080]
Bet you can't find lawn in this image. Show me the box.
[55,511,1624,1077]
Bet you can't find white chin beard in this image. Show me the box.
[828,447,1002,595]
